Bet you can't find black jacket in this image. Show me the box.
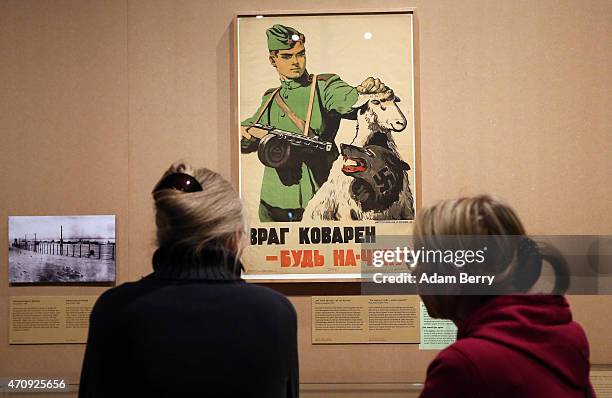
[79,249,299,397]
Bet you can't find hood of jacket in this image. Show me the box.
[457,295,591,390]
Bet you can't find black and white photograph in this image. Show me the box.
[8,215,116,283]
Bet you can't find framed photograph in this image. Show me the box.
[8,215,116,284]
[234,10,419,280]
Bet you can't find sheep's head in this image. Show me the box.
[353,77,407,134]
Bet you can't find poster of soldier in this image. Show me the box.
[236,12,417,279]
[8,215,116,284]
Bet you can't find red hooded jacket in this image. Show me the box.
[420,295,596,398]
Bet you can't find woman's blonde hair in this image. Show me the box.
[415,195,525,237]
[414,194,568,296]
[152,161,248,262]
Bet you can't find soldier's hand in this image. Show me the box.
[241,126,253,139]
[240,125,269,154]
[242,125,269,139]
[357,77,389,94]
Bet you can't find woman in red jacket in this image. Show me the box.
[415,195,596,398]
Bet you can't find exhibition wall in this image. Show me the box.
[1,0,610,395]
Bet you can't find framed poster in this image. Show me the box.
[235,10,419,280]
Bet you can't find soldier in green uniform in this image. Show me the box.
[241,24,361,222]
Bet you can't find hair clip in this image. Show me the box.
[518,237,541,262]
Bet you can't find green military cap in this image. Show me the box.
[266,24,305,51]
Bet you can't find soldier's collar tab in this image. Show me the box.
[280,72,311,89]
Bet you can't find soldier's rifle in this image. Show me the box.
[248,123,334,169]
[251,123,333,152]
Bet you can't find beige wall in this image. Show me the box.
[1,0,611,392]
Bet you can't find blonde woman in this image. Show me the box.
[415,195,595,398]
[79,162,298,397]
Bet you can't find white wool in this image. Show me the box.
[304,91,415,221]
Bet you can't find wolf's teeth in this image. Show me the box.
[344,159,358,166]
